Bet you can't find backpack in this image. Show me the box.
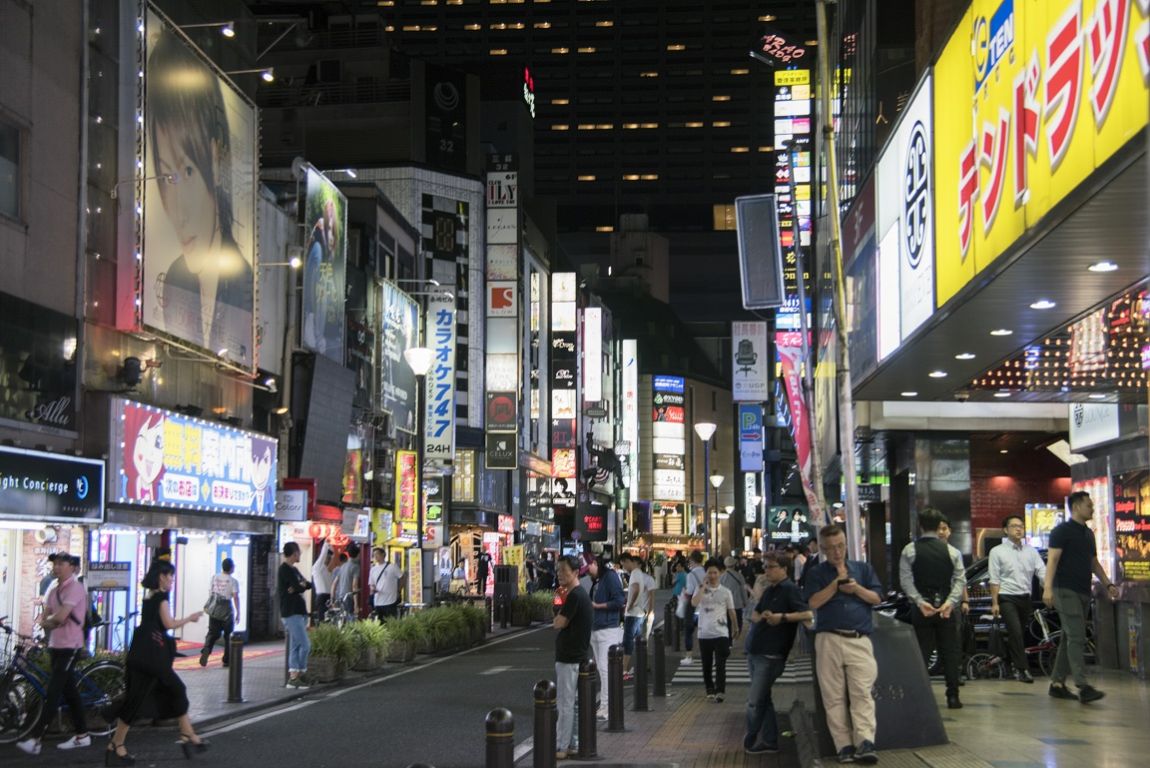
[83,601,101,639]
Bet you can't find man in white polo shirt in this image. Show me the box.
[989,514,1046,683]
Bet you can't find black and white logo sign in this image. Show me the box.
[902,120,930,269]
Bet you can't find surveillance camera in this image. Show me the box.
[954,391,970,403]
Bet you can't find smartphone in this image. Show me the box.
[837,578,851,586]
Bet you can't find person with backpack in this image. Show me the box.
[199,558,241,667]
[16,552,92,755]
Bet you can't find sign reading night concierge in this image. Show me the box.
[0,445,105,524]
[108,398,277,516]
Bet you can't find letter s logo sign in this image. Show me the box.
[492,286,514,310]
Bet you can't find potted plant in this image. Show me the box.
[347,619,390,671]
[308,623,355,682]
[385,615,423,663]
[510,595,535,626]
[531,591,555,623]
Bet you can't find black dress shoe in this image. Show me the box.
[946,694,963,709]
[1049,683,1078,700]
[1077,685,1105,703]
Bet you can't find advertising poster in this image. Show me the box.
[1113,470,1150,583]
[738,404,764,472]
[301,168,348,363]
[768,505,812,544]
[395,450,418,525]
[407,548,423,605]
[381,283,420,434]
[731,322,770,401]
[651,375,686,501]
[775,332,823,523]
[142,8,256,366]
[1072,476,1114,582]
[109,398,276,516]
[424,293,457,462]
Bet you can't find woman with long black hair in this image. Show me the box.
[106,560,208,765]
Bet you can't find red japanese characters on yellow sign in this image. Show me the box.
[934,0,1149,308]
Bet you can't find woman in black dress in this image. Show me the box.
[106,561,208,765]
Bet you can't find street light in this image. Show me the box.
[693,422,718,550]
[404,346,433,605]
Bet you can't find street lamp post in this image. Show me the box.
[404,346,434,605]
[709,473,724,553]
[693,422,717,550]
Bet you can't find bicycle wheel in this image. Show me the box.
[0,676,42,744]
[69,662,125,737]
[1037,644,1057,677]
[965,652,1006,680]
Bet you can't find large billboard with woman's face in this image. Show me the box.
[142,8,257,367]
[301,168,347,363]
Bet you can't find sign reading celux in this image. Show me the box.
[0,445,105,524]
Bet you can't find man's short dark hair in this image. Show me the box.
[764,551,792,573]
[919,507,948,533]
[221,558,234,573]
[1001,514,1024,529]
[282,542,300,557]
[819,523,845,540]
[704,557,725,571]
[1068,491,1091,510]
[557,554,580,573]
[689,550,704,564]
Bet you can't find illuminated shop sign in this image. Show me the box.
[0,445,105,524]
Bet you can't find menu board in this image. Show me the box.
[1113,470,1150,583]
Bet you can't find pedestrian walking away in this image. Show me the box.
[898,507,966,709]
[16,552,92,755]
[103,559,209,765]
[620,554,655,679]
[369,547,405,621]
[721,555,750,634]
[744,551,811,755]
[200,558,240,667]
[588,555,626,719]
[553,554,593,761]
[278,542,313,688]
[988,514,1046,683]
[805,524,884,765]
[691,557,740,702]
[1044,491,1119,704]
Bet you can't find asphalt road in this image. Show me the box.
[5,626,558,768]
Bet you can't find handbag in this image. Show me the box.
[127,626,175,674]
[205,593,232,622]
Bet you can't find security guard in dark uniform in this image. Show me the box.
[898,508,967,709]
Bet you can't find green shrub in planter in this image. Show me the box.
[385,614,425,662]
[309,622,357,664]
[510,595,535,626]
[347,619,390,669]
[529,591,555,621]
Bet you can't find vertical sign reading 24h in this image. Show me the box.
[425,293,457,462]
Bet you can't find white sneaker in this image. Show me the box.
[15,738,41,755]
[57,735,91,750]
[680,657,694,665]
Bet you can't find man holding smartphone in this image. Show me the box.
[804,524,884,765]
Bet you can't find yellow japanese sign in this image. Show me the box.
[934,0,1149,308]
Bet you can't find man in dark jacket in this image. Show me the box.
[744,552,811,755]
[588,556,626,720]
[898,508,966,709]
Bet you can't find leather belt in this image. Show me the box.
[831,629,862,638]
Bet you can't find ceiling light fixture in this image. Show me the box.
[900,391,917,397]
[994,391,1012,398]
[928,370,948,378]
[990,328,1014,336]
[1088,393,1107,399]
[1030,299,1057,309]
[955,352,976,360]
[1088,260,1119,272]
[1000,449,1009,454]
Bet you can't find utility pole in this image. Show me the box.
[815,0,863,560]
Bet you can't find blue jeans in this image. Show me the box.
[745,654,787,749]
[623,616,645,656]
[555,661,580,752]
[282,614,310,673]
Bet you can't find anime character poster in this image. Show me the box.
[141,8,257,367]
[301,168,348,363]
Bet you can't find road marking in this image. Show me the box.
[480,665,513,675]
[203,627,548,737]
[513,735,533,764]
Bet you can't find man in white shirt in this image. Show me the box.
[989,514,1047,683]
[311,540,335,625]
[369,547,405,621]
[620,554,655,678]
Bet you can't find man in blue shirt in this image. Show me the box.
[804,524,883,765]
[744,551,811,755]
[588,556,626,720]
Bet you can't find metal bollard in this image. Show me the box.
[283,632,290,687]
[497,593,509,629]
[672,612,681,652]
[652,627,667,697]
[576,659,599,760]
[486,596,494,633]
[485,708,515,768]
[533,679,557,768]
[633,634,649,712]
[226,635,245,703]
[606,644,625,732]
[663,602,674,646]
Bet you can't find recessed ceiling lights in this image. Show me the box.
[990,328,1014,336]
[928,370,948,378]
[1088,393,1107,399]
[994,391,1012,398]
[955,352,976,360]
[900,391,918,397]
[1088,260,1119,272]
[1030,299,1057,309]
[999,449,1009,454]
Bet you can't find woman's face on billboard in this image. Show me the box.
[155,124,219,274]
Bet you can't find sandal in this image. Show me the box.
[105,741,136,766]
[178,733,210,759]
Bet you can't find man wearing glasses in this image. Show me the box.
[743,552,811,755]
[988,515,1046,683]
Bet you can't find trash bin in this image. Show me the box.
[493,564,518,605]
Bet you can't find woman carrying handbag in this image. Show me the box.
[106,560,209,765]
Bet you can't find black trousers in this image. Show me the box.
[372,602,399,622]
[203,616,235,664]
[698,637,731,695]
[32,648,86,738]
[911,608,961,695]
[998,594,1032,673]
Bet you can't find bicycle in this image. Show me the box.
[322,601,351,628]
[966,609,1065,680]
[0,616,126,744]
